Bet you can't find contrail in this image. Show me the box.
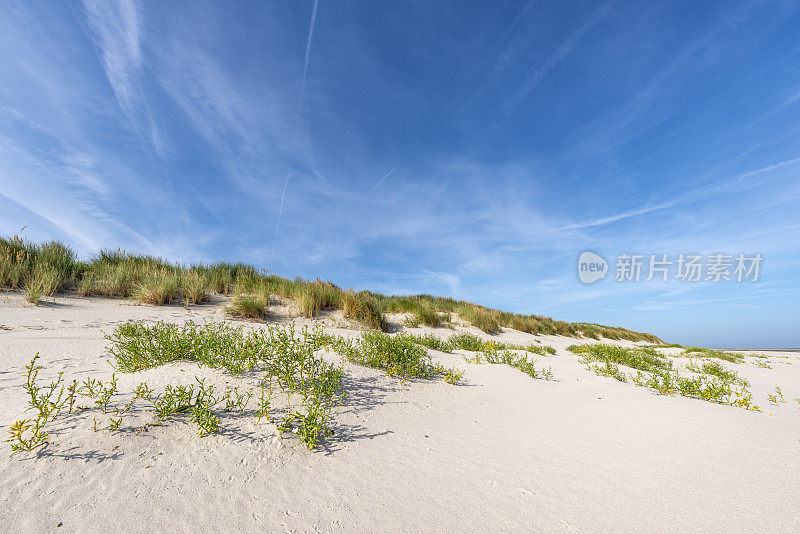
[271,173,290,259]
[298,0,319,111]
[506,0,615,110]
[368,167,397,194]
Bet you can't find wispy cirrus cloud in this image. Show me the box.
[81,0,164,153]
[504,0,616,110]
[1,1,799,347]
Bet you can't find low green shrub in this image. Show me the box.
[568,343,672,373]
[468,350,554,380]
[331,332,462,383]
[682,347,744,364]
[571,344,758,410]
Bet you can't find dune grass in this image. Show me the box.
[23,264,61,305]
[457,305,501,334]
[295,280,341,318]
[341,290,384,330]
[0,235,662,341]
[182,269,210,304]
[380,296,444,327]
[226,294,268,320]
[132,267,180,305]
[1,237,77,296]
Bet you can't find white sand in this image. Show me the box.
[1,292,798,532]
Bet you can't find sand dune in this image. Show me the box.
[1,292,798,533]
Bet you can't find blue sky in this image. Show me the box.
[1,1,799,348]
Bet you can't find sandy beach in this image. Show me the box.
[3,1,800,531]
[1,292,798,533]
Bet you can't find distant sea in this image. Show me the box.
[720,348,800,352]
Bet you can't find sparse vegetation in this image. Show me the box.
[6,322,349,454]
[445,332,557,357]
[685,359,748,386]
[767,386,786,405]
[568,344,758,410]
[569,344,672,374]
[330,332,463,384]
[447,332,485,352]
[681,347,744,364]
[402,332,452,352]
[5,354,69,454]
[467,350,554,380]
[588,360,628,382]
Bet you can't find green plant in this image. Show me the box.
[330,332,459,384]
[255,385,272,423]
[589,360,627,382]
[107,321,345,448]
[403,333,452,352]
[222,386,253,414]
[466,349,554,381]
[447,333,485,352]
[5,354,68,454]
[79,374,120,413]
[568,344,672,373]
[334,332,435,380]
[442,367,464,385]
[685,359,748,386]
[682,347,744,364]
[569,344,759,410]
[767,386,786,404]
